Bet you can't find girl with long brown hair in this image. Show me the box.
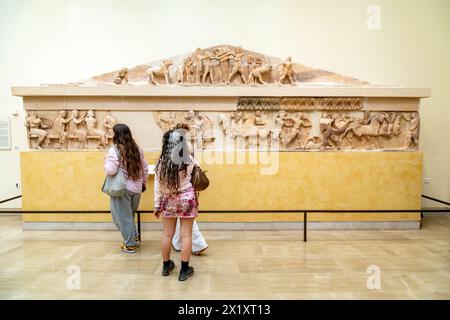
[104,123,149,253]
[154,127,200,281]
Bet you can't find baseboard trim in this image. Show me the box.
[23,221,421,231]
[422,207,449,216]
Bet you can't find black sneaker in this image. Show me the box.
[178,266,194,281]
[162,260,175,276]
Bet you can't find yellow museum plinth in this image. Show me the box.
[20,151,422,226]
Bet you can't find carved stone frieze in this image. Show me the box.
[26,108,419,151]
[153,109,417,151]
[237,97,362,111]
[153,111,216,150]
[317,111,419,150]
[25,110,117,150]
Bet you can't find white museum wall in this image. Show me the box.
[0,0,448,209]
[0,113,25,209]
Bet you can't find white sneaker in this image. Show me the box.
[192,246,208,256]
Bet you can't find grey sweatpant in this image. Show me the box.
[110,190,141,246]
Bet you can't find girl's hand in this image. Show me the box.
[154,209,160,219]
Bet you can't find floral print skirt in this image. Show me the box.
[160,186,198,218]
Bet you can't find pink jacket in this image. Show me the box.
[104,146,149,194]
[154,155,198,209]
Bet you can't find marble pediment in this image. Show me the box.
[78,44,368,86]
[12,44,431,99]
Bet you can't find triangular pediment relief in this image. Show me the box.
[72,44,367,86]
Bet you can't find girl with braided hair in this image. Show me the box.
[154,127,200,281]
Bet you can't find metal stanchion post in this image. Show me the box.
[304,211,307,242]
[137,211,141,241]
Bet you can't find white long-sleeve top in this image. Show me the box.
[154,155,198,209]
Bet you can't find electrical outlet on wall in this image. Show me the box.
[424,178,430,184]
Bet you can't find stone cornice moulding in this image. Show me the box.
[12,85,431,98]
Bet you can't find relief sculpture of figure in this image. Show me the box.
[391,112,403,137]
[113,68,128,84]
[383,112,397,138]
[218,112,234,149]
[304,136,322,150]
[25,111,50,149]
[359,111,371,126]
[227,47,246,84]
[192,48,204,84]
[295,112,312,148]
[232,112,245,149]
[68,110,88,147]
[402,112,420,149]
[271,111,285,149]
[175,65,183,84]
[147,59,173,85]
[181,110,196,143]
[85,110,107,148]
[254,111,270,149]
[194,113,215,149]
[158,112,177,132]
[336,113,360,147]
[201,51,216,84]
[319,113,340,149]
[178,56,194,84]
[50,110,72,149]
[214,46,233,83]
[212,48,224,83]
[241,112,258,149]
[280,112,301,149]
[246,64,273,85]
[278,56,296,85]
[246,54,257,76]
[103,112,117,145]
[378,112,391,139]
[321,113,357,150]
[280,112,312,149]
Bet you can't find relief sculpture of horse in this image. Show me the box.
[342,113,386,149]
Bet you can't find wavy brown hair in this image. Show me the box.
[112,124,143,180]
[155,128,190,193]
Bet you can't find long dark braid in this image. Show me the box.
[155,129,190,193]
